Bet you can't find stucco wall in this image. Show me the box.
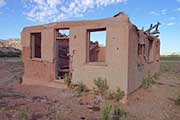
[41,28,54,62]
[127,26,160,94]
[127,25,144,94]
[21,13,160,95]
[21,28,56,84]
[144,38,160,76]
[69,16,129,94]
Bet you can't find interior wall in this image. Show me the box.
[98,46,105,62]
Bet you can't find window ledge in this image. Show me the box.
[86,62,107,66]
[29,58,43,62]
[148,60,154,63]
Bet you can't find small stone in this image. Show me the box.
[94,96,102,104]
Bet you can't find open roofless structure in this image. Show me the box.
[21,12,160,95]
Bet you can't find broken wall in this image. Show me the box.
[127,26,160,94]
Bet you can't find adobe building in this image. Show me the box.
[21,12,160,95]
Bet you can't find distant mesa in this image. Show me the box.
[0,39,21,57]
[0,38,21,50]
[161,52,180,56]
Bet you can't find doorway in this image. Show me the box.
[55,28,70,79]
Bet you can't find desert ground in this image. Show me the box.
[0,57,179,120]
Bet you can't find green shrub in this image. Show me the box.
[93,87,98,95]
[76,82,87,96]
[160,54,180,61]
[0,51,4,57]
[105,88,124,101]
[113,105,125,120]
[64,74,71,87]
[175,93,180,105]
[114,88,124,102]
[142,76,155,89]
[101,104,112,120]
[19,107,29,120]
[55,111,61,120]
[105,90,114,100]
[0,51,21,57]
[94,77,109,96]
[153,72,160,80]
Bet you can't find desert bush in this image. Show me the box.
[101,104,126,120]
[142,72,162,89]
[105,90,114,100]
[64,74,71,87]
[94,77,109,96]
[175,93,180,105]
[112,105,126,120]
[105,88,124,101]
[93,87,98,95]
[0,51,4,57]
[76,82,87,96]
[160,55,180,61]
[153,72,160,80]
[101,104,112,120]
[142,76,155,89]
[19,107,29,120]
[0,51,21,57]
[114,88,124,102]
[55,111,61,120]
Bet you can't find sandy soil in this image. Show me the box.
[125,61,180,120]
[0,57,179,120]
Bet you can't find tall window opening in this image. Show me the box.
[138,44,145,65]
[156,40,160,61]
[31,33,41,58]
[87,28,106,63]
[148,40,154,62]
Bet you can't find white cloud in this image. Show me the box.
[167,22,175,26]
[177,7,180,11]
[149,11,159,15]
[177,0,180,2]
[161,9,167,15]
[0,0,6,7]
[149,9,168,16]
[170,17,175,20]
[22,0,127,23]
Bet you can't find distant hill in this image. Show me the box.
[0,39,21,50]
[0,39,21,57]
[161,52,180,56]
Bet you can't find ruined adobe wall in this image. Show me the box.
[144,37,160,76]
[21,28,55,85]
[127,26,160,94]
[69,14,130,94]
[127,25,144,94]
[98,47,105,62]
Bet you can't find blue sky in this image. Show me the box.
[0,0,180,53]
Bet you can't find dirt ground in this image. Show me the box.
[0,57,179,120]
